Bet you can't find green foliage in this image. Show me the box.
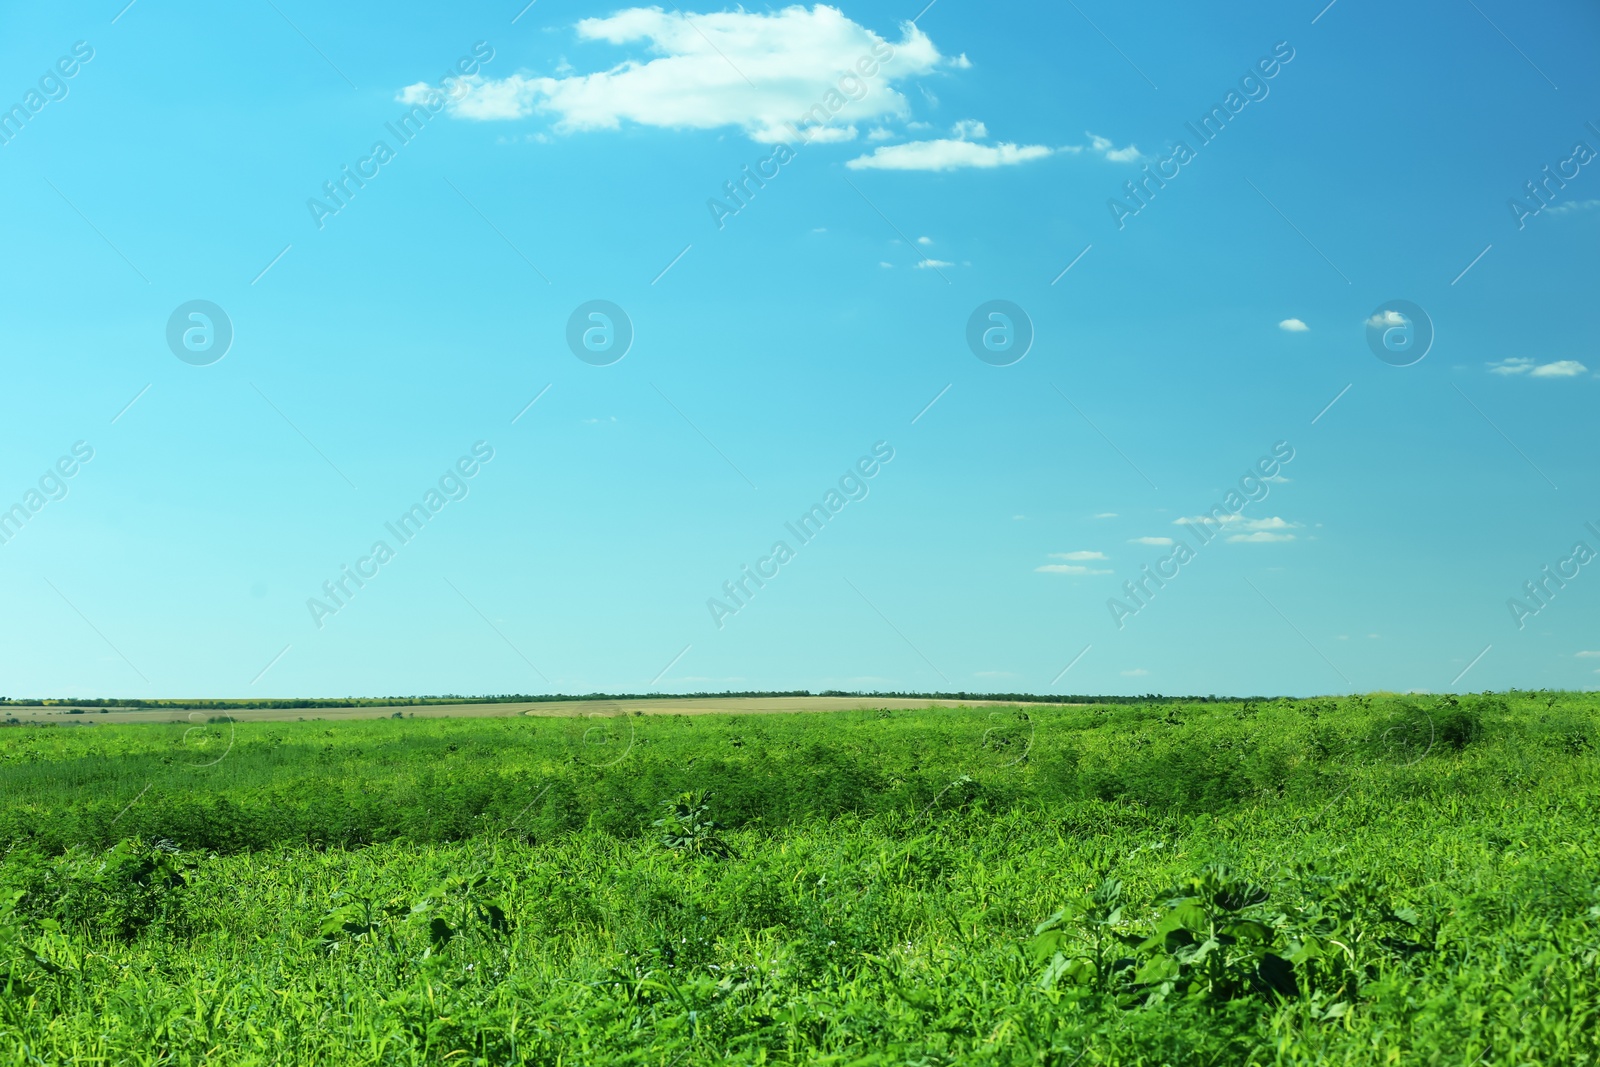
[653,790,737,859]
[0,889,62,1000]
[0,692,1595,1063]
[1033,864,1434,1023]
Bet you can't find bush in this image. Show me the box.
[1435,701,1484,751]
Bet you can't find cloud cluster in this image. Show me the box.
[1487,358,1589,378]
[401,5,958,144]
[1278,318,1309,332]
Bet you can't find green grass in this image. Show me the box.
[1,693,1597,1064]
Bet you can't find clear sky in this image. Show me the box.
[1,0,1597,700]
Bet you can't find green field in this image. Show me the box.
[1,693,1597,1065]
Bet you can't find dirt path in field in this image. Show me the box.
[1,695,1055,726]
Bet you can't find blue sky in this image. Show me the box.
[1,0,1597,700]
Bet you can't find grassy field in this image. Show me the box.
[1,693,1596,1064]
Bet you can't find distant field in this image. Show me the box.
[0,694,1023,725]
[1,693,1597,1064]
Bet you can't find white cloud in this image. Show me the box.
[844,129,1135,172]
[409,6,956,143]
[1087,133,1140,161]
[1488,358,1533,375]
[877,260,894,267]
[1278,318,1309,332]
[1546,198,1600,215]
[1488,358,1588,378]
[914,258,954,268]
[1174,515,1297,532]
[1052,551,1108,561]
[1226,531,1295,543]
[866,126,896,141]
[847,137,1053,171]
[1129,536,1174,546]
[1036,564,1113,575]
[1093,512,1118,519]
[798,124,859,143]
[1366,310,1406,329]
[1576,650,1600,658]
[1121,668,1150,677]
[917,235,932,245]
[1531,360,1588,377]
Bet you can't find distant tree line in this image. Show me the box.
[0,690,1281,711]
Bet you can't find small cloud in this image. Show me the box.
[582,415,618,424]
[866,127,896,142]
[1366,310,1406,329]
[1488,357,1588,377]
[1051,550,1108,561]
[1093,512,1118,519]
[1546,198,1600,215]
[878,261,894,268]
[1368,634,1380,639]
[1121,668,1149,677]
[1129,536,1174,546]
[799,124,859,144]
[917,235,933,245]
[951,119,987,139]
[1531,360,1587,378]
[847,138,1054,171]
[914,258,955,269]
[1175,515,1298,533]
[1226,531,1295,543]
[1011,514,1026,520]
[810,227,827,233]
[1575,651,1600,658]
[1087,132,1140,161]
[1035,564,1113,575]
[1488,358,1533,375]
[1278,318,1309,332]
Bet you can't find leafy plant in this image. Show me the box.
[653,791,736,859]
[50,837,192,941]
[0,890,61,999]
[316,871,511,954]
